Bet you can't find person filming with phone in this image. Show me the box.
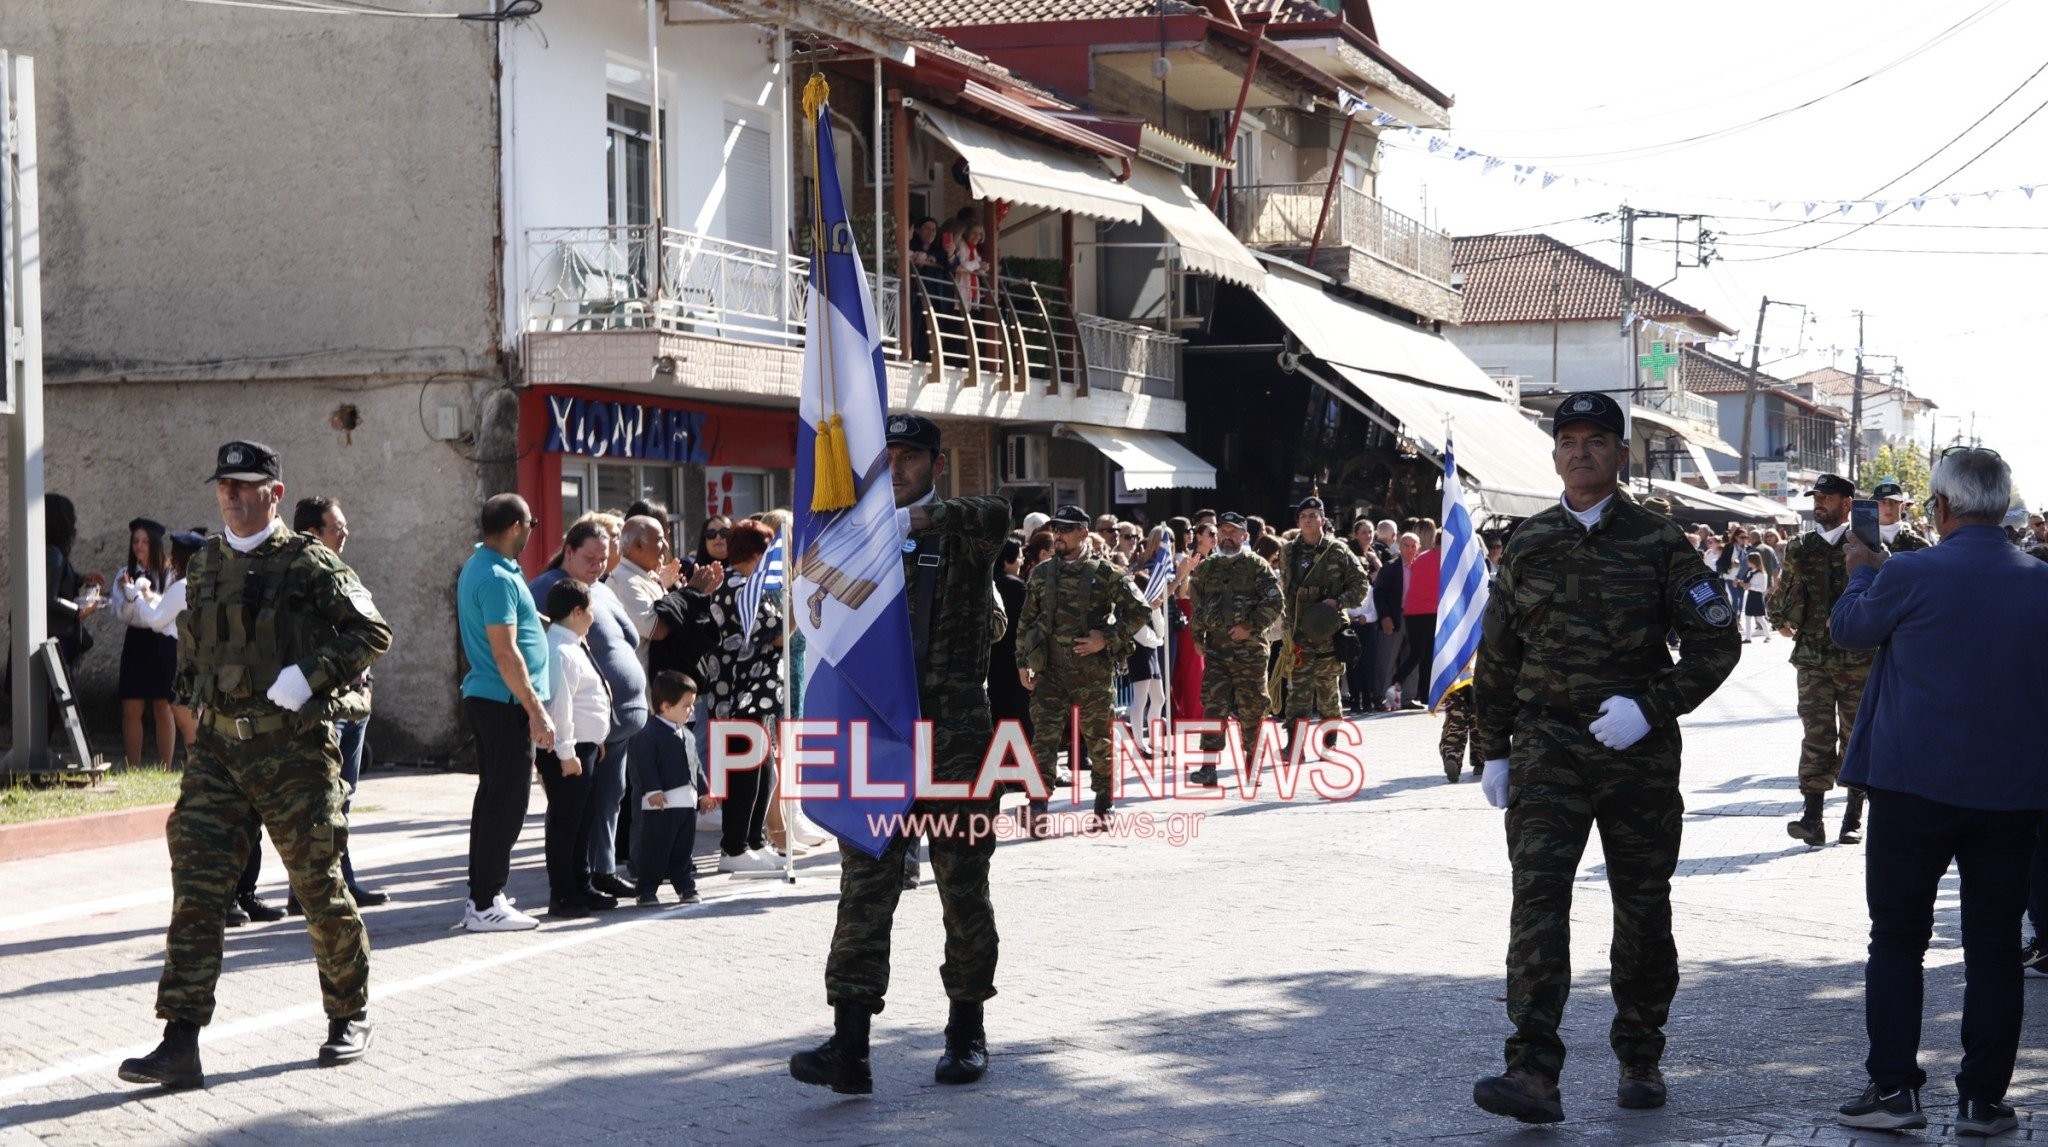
[1821,446,2048,1136]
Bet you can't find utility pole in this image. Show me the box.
[1617,205,1636,406]
[2,52,49,771]
[1850,310,1866,484]
[1739,296,1770,485]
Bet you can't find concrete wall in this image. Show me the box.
[0,1,506,758]
[1446,321,1628,392]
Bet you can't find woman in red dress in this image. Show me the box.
[1169,519,1215,721]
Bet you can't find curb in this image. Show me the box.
[0,803,173,863]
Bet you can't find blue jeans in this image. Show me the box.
[587,733,633,876]
[335,717,369,890]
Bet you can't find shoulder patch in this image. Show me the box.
[1686,578,1736,628]
[344,580,384,621]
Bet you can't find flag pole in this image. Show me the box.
[779,519,797,885]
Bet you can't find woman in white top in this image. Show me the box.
[125,528,208,756]
[111,519,178,767]
[539,577,613,919]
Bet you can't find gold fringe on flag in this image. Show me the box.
[802,72,858,512]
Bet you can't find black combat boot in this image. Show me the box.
[318,1013,373,1066]
[1616,1060,1667,1108]
[1839,789,1866,845]
[1787,792,1826,846]
[1473,1066,1564,1124]
[1092,793,1114,820]
[789,1002,874,1094]
[238,893,285,923]
[934,1000,988,1085]
[118,1020,204,1090]
[1026,799,1051,840]
[1187,764,1219,788]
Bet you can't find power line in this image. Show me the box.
[1482,1,2010,164]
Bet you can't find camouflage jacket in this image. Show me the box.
[1475,490,1741,760]
[1277,534,1370,645]
[177,525,393,721]
[903,496,1012,717]
[1189,550,1282,656]
[1016,553,1149,678]
[1766,529,1874,669]
[1886,524,1931,554]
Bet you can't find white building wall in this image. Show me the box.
[1444,321,1629,394]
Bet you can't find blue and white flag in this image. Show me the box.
[737,531,785,644]
[1140,549,1174,605]
[1429,435,1490,713]
[791,91,922,858]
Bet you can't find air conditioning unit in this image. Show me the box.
[1003,434,1051,483]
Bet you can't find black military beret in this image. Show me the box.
[1295,496,1325,515]
[1551,391,1626,440]
[208,441,281,484]
[1808,473,1856,498]
[883,413,942,454]
[1048,504,1092,527]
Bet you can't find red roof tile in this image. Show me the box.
[1451,233,1733,334]
[866,0,1203,27]
[1681,349,1844,418]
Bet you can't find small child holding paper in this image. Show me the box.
[631,671,718,905]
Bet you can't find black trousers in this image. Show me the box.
[1863,786,2040,1102]
[464,697,536,911]
[1391,614,1437,699]
[2029,822,2048,939]
[721,757,777,857]
[535,742,598,904]
[636,807,699,897]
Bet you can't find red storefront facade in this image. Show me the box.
[515,385,797,575]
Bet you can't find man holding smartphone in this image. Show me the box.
[1768,473,1876,845]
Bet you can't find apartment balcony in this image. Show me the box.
[520,226,1187,431]
[1226,183,1463,324]
[1638,386,1720,433]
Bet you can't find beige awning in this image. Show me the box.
[1258,268,1502,398]
[915,106,1145,225]
[1059,424,1217,490]
[1650,478,1798,527]
[1328,366,1559,519]
[1123,161,1267,290]
[1630,403,1740,456]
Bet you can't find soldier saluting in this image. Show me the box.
[1471,393,1739,1124]
[120,442,392,1089]
[1187,512,1281,787]
[1016,504,1149,822]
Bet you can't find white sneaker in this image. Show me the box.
[719,850,784,876]
[462,894,539,932]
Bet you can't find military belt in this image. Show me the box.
[204,708,293,741]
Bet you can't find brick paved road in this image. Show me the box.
[3,645,2044,1145]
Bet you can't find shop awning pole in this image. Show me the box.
[1306,113,1353,267]
[1207,23,1264,212]
[646,0,664,307]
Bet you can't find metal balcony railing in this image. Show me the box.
[1639,387,1720,429]
[523,225,897,350]
[1078,314,1183,400]
[1225,183,1453,285]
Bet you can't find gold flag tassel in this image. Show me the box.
[803,73,858,512]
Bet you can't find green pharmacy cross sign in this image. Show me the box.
[1638,341,1680,382]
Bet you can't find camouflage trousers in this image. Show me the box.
[1795,663,1871,795]
[1280,644,1345,722]
[1029,668,1118,796]
[825,796,1000,1014]
[158,719,368,1026]
[1503,715,1683,1080]
[1199,645,1270,753]
[1439,687,1479,777]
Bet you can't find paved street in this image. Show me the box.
[3,645,2044,1145]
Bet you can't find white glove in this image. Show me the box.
[1589,696,1650,751]
[895,506,913,539]
[267,664,314,713]
[1481,759,1510,808]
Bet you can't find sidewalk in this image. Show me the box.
[2,644,2043,1145]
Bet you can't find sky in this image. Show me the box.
[1369,0,2048,504]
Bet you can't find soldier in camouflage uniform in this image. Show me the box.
[1766,473,1875,846]
[119,442,392,1091]
[1186,512,1282,787]
[1274,496,1370,731]
[1015,504,1150,818]
[1438,683,1479,782]
[1470,393,1740,1125]
[1873,480,1931,555]
[791,414,1011,1096]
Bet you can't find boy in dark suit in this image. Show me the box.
[631,672,718,906]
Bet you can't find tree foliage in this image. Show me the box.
[1869,444,1931,506]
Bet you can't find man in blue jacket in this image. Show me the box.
[1826,446,2048,1137]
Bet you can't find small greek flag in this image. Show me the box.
[1141,550,1174,605]
[737,532,784,644]
[1430,434,1490,713]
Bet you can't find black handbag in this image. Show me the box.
[1332,623,1363,663]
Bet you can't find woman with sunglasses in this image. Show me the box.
[695,515,732,566]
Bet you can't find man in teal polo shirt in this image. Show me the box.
[457,493,555,932]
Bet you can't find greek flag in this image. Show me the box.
[737,532,784,644]
[1429,435,1490,713]
[791,92,922,858]
[1141,549,1174,605]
